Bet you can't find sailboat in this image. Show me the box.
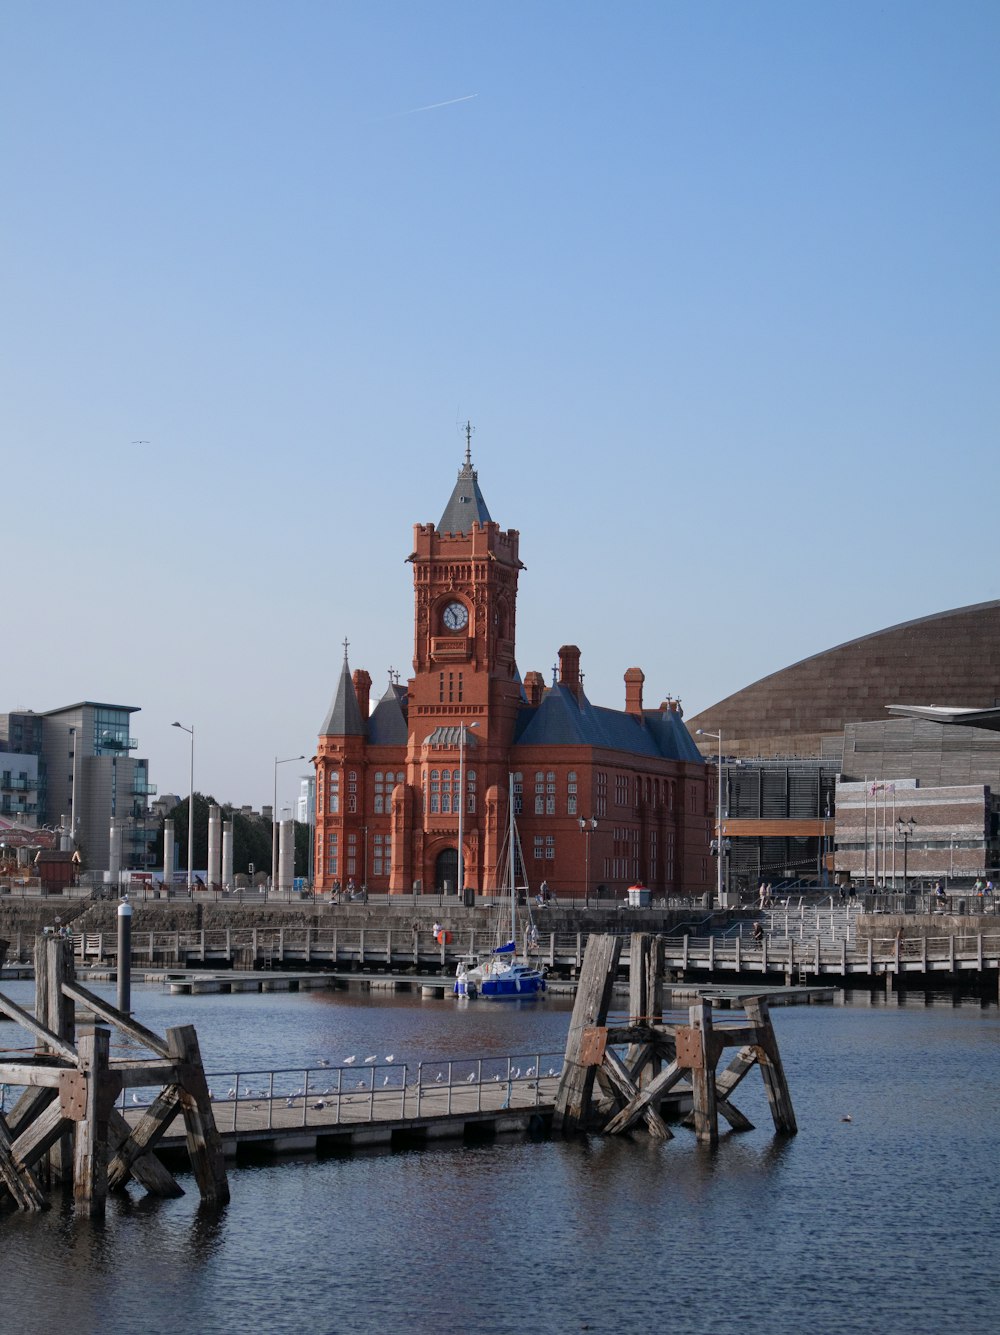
[454,777,546,1000]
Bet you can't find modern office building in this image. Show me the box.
[314,445,712,899]
[0,702,158,875]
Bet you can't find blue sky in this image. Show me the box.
[3,1,998,811]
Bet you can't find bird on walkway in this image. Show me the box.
[227,1087,237,1099]
[841,1114,853,1122]
[492,1074,501,1082]
[435,1072,444,1083]
[318,1057,330,1067]
[364,1055,377,1064]
[385,1055,395,1063]
[343,1055,356,1065]
[467,1072,477,1083]
[357,1080,366,1089]
[312,1100,325,1110]
[383,1075,390,1086]
[131,1093,142,1104]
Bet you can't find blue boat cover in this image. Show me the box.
[493,941,516,955]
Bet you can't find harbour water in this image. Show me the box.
[2,980,998,1335]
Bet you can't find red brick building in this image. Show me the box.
[313,447,712,900]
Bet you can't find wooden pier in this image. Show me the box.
[24,923,994,990]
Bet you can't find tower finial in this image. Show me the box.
[342,637,350,665]
[464,420,473,467]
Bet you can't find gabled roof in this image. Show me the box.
[438,446,492,534]
[319,651,365,737]
[368,684,409,746]
[513,684,704,763]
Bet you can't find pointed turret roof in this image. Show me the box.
[438,426,492,534]
[319,643,365,737]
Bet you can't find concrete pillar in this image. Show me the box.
[222,820,234,889]
[207,805,222,890]
[163,819,175,891]
[60,813,72,853]
[108,819,122,887]
[278,818,294,892]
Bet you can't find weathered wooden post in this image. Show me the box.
[74,1025,113,1218]
[552,934,621,1135]
[684,999,720,1146]
[166,1025,230,1206]
[626,933,666,1086]
[35,933,75,1184]
[743,996,797,1134]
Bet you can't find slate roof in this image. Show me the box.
[513,685,704,763]
[367,684,409,746]
[438,451,492,534]
[319,654,365,737]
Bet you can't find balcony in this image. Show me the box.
[1,776,36,792]
[131,782,158,796]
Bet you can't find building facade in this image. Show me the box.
[313,450,712,900]
[0,702,158,874]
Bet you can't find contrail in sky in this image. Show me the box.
[392,93,478,118]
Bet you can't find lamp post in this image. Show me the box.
[273,754,305,895]
[896,817,915,890]
[696,729,724,908]
[456,722,479,901]
[578,816,597,908]
[172,722,194,891]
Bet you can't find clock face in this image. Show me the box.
[442,601,469,631]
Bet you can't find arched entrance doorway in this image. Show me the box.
[435,848,458,894]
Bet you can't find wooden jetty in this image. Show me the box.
[2,932,807,1201]
[0,936,228,1217]
[554,934,797,1146]
[31,922,996,990]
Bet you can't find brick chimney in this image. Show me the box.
[352,669,372,720]
[524,670,545,707]
[558,645,582,700]
[624,667,644,718]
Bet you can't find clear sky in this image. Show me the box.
[3,1,998,812]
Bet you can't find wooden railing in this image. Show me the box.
[61,925,1000,979]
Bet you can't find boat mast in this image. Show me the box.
[508,773,516,945]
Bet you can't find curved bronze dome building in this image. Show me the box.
[687,601,1000,758]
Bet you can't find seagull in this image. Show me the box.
[492,1074,501,1082]
[364,1055,377,1064]
[385,1055,395,1063]
[547,1068,557,1077]
[841,1114,853,1122]
[526,1066,536,1076]
[131,1093,141,1104]
[435,1072,444,1083]
[312,1100,326,1110]
[467,1073,477,1083]
[357,1080,366,1089]
[286,1097,295,1107]
[343,1056,356,1065]
[227,1087,237,1099]
[383,1075,390,1086]
[318,1057,330,1067]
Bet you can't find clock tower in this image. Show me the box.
[395,430,524,893]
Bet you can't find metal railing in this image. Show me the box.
[117,1052,566,1132]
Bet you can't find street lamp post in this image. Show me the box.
[172,722,194,892]
[896,817,915,890]
[273,754,305,895]
[696,729,724,908]
[456,722,479,902]
[578,817,597,908]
